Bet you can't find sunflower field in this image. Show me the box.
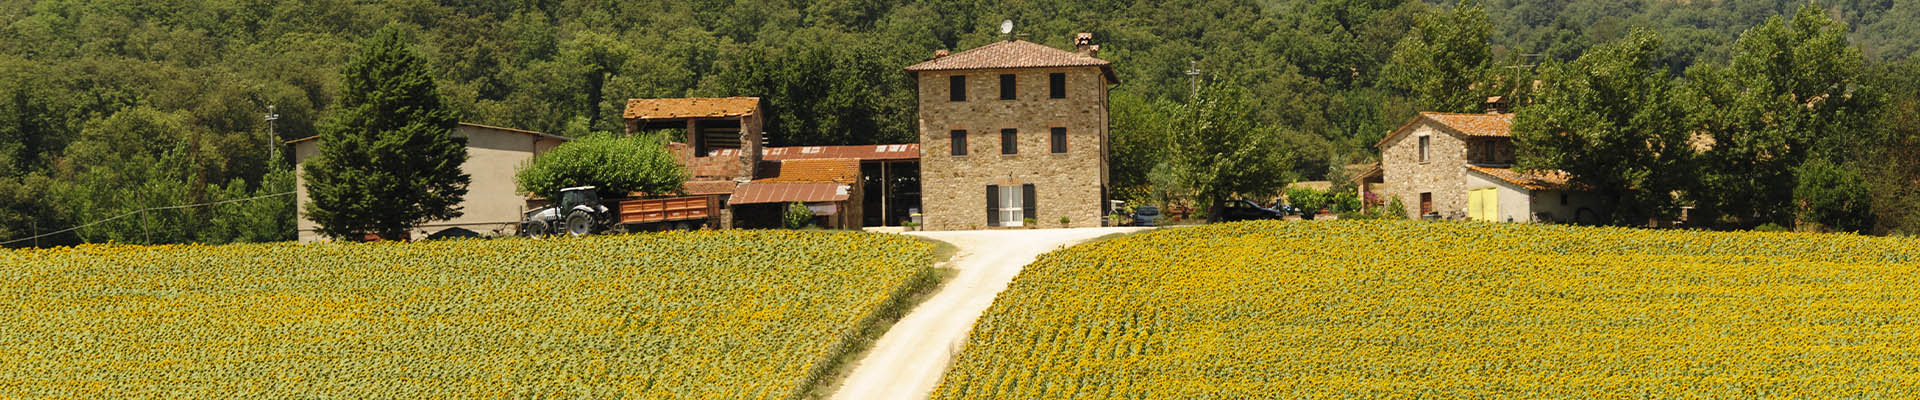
[0,230,932,399]
[932,220,1920,398]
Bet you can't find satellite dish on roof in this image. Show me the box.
[1000,19,1015,35]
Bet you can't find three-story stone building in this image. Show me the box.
[906,33,1119,230]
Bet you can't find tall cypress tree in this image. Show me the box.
[303,26,468,241]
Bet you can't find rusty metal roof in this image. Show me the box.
[906,40,1119,84]
[623,97,762,120]
[728,182,851,205]
[755,158,862,184]
[762,144,919,161]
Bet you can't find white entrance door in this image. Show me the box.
[999,187,1024,227]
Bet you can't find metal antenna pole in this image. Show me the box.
[1185,60,1202,100]
[265,105,280,162]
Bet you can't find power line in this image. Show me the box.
[1,191,296,247]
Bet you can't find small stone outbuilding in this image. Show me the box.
[1373,111,1601,223]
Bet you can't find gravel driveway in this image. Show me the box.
[829,227,1149,400]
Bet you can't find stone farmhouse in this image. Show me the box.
[1358,109,1601,223]
[907,33,1118,230]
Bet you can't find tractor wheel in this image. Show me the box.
[523,220,549,239]
[565,210,595,237]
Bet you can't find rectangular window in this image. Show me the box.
[1000,74,1016,100]
[950,75,967,102]
[950,130,968,156]
[999,185,1025,227]
[1418,136,1431,163]
[1050,127,1067,153]
[1560,192,1569,206]
[1049,73,1067,99]
[1001,129,1018,155]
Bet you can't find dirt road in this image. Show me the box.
[829,227,1148,400]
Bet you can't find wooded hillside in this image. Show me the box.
[2,0,1916,245]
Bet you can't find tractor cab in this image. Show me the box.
[557,186,601,211]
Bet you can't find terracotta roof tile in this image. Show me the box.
[755,158,861,184]
[728,182,850,205]
[1467,165,1576,191]
[1423,112,1514,137]
[762,144,919,161]
[906,40,1118,83]
[1376,112,1514,148]
[623,97,762,120]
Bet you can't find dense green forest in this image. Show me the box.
[2,0,1918,245]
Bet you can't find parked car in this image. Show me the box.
[1216,199,1288,222]
[1267,200,1301,216]
[1131,205,1162,226]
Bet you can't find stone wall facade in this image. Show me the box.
[1380,122,1469,219]
[917,66,1110,230]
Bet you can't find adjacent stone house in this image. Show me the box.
[907,34,1118,230]
[1369,111,1601,223]
[290,123,570,242]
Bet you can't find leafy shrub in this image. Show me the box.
[1326,190,1362,213]
[785,202,814,229]
[516,133,685,200]
[1285,187,1326,213]
[1794,159,1873,232]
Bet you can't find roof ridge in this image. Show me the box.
[1421,111,1513,117]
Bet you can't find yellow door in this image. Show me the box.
[1466,189,1482,221]
[1468,188,1498,222]
[1482,189,1498,222]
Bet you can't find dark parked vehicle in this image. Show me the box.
[1268,200,1301,216]
[1131,205,1162,226]
[1216,199,1288,222]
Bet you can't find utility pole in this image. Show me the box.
[1185,60,1202,101]
[265,105,280,161]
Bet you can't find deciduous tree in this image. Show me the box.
[1382,0,1493,113]
[1166,82,1294,220]
[1681,5,1878,228]
[1514,29,1693,225]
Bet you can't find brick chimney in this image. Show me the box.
[933,49,949,59]
[1074,33,1099,57]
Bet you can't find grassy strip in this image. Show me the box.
[797,237,960,399]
